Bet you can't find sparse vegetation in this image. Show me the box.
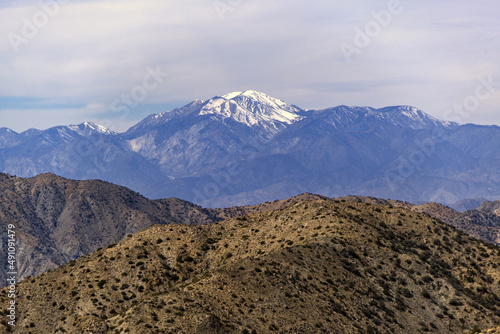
[1,197,500,333]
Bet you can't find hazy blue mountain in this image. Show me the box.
[448,198,487,212]
[1,90,499,207]
[0,128,19,149]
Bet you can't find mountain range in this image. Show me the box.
[1,90,500,207]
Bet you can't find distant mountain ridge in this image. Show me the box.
[448,198,487,212]
[1,90,499,207]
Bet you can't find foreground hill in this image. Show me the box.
[0,174,326,287]
[337,196,500,247]
[208,192,327,219]
[338,195,460,224]
[2,199,499,333]
[1,171,498,290]
[0,173,220,285]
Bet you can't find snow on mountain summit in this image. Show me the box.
[126,90,455,144]
[222,91,243,100]
[199,90,304,138]
[68,122,115,136]
[221,90,290,108]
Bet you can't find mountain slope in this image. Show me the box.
[338,195,460,224]
[0,174,327,288]
[331,195,500,245]
[113,95,500,206]
[199,90,305,139]
[2,198,499,333]
[2,168,496,296]
[0,122,166,193]
[451,200,500,244]
[0,173,220,286]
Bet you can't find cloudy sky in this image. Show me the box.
[0,0,499,132]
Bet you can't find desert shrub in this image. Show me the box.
[449,298,463,306]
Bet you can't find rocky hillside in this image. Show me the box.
[479,325,500,334]
[0,173,327,287]
[338,195,458,221]
[478,202,500,216]
[1,171,498,290]
[338,196,500,246]
[2,199,499,333]
[451,200,500,245]
[0,173,220,285]
[208,192,327,219]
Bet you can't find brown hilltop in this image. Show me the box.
[2,198,499,333]
[338,195,459,223]
[209,192,327,219]
[338,195,500,246]
[411,202,459,223]
[0,173,326,287]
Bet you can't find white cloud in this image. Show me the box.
[0,0,499,130]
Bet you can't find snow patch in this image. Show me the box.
[68,122,115,136]
[199,90,304,137]
[223,91,243,100]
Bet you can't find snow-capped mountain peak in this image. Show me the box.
[222,90,292,109]
[222,91,243,99]
[199,90,304,138]
[68,122,115,136]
